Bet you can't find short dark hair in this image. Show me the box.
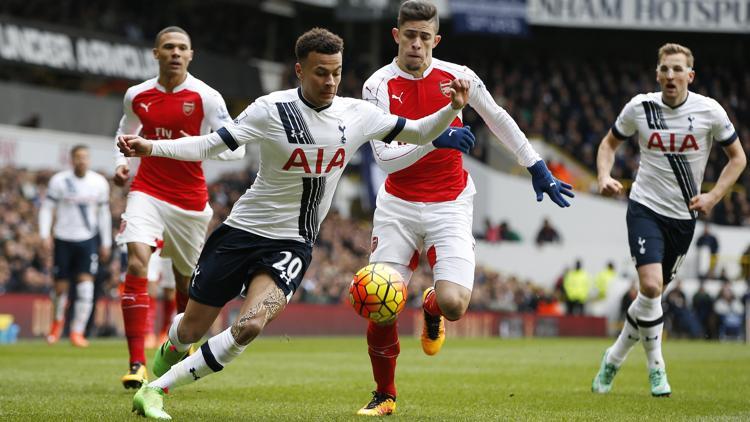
[70,144,88,156]
[398,0,439,32]
[295,28,344,61]
[154,26,191,48]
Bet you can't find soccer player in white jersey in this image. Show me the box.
[117,28,474,420]
[114,26,245,388]
[39,145,111,348]
[592,43,746,397]
[357,1,574,414]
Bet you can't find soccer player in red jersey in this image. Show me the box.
[114,26,244,389]
[357,1,574,415]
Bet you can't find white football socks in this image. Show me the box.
[52,291,68,322]
[70,280,94,334]
[167,313,191,352]
[607,298,640,366]
[151,327,246,392]
[635,293,666,370]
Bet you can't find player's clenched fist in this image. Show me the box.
[449,79,470,110]
[597,175,623,197]
[117,135,153,157]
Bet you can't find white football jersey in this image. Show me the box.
[218,88,405,244]
[39,170,112,245]
[613,91,737,219]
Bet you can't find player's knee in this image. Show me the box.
[640,282,662,298]
[231,317,265,345]
[437,294,469,321]
[126,257,149,276]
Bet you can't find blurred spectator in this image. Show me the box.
[692,281,716,339]
[740,244,750,282]
[696,223,719,278]
[594,261,615,300]
[663,281,701,338]
[498,221,521,242]
[535,217,561,246]
[483,218,501,243]
[563,259,590,315]
[546,159,573,186]
[713,284,744,340]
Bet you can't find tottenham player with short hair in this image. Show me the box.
[357,1,574,414]
[115,26,246,389]
[592,43,746,397]
[40,144,111,348]
[118,27,474,419]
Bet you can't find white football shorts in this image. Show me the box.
[369,176,476,290]
[117,191,212,276]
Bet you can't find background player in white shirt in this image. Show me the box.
[39,145,111,348]
[593,43,746,397]
[117,28,474,420]
[358,1,574,414]
[115,26,245,389]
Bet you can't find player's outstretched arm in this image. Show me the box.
[527,160,574,208]
[118,133,230,162]
[596,130,624,197]
[689,138,746,215]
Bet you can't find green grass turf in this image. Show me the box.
[0,337,748,421]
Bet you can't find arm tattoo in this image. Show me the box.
[231,286,285,339]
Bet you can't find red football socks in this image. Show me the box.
[122,274,149,364]
[161,297,176,334]
[423,288,443,317]
[367,320,400,398]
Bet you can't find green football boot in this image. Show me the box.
[649,368,672,397]
[132,383,171,420]
[152,340,189,377]
[591,348,620,394]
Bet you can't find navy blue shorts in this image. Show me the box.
[53,237,99,280]
[189,224,313,307]
[626,200,696,284]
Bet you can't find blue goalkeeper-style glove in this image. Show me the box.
[527,160,575,208]
[432,126,475,153]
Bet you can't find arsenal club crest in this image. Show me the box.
[183,101,195,116]
[439,79,452,97]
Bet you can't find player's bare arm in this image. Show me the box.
[118,132,230,161]
[689,138,746,215]
[596,129,624,197]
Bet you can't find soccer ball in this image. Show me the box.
[349,263,407,323]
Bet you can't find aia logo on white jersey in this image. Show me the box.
[183,101,195,116]
[282,147,346,174]
[647,132,698,152]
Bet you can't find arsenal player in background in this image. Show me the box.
[114,26,245,389]
[357,1,574,415]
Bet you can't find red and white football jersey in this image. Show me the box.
[363,58,540,202]
[115,73,235,211]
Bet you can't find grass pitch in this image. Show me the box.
[0,336,748,421]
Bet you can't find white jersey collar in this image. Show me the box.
[389,57,435,80]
